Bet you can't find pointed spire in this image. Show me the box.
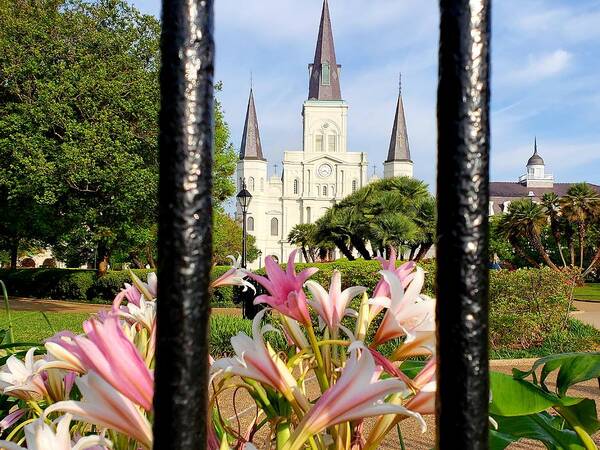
[308,0,342,101]
[239,89,265,161]
[527,136,544,166]
[386,75,411,162]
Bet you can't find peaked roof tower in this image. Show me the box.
[239,89,265,160]
[527,137,544,166]
[308,0,342,101]
[386,75,411,162]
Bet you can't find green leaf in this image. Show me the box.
[513,353,600,396]
[399,359,426,379]
[490,413,585,450]
[491,371,563,416]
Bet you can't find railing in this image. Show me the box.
[518,173,554,183]
[155,0,491,449]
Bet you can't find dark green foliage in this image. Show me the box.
[209,315,287,356]
[0,266,235,304]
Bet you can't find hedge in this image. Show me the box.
[0,266,235,306]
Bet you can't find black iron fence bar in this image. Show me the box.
[436,1,491,449]
[155,0,215,449]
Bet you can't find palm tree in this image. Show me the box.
[560,183,600,268]
[315,210,355,260]
[288,223,318,262]
[541,192,567,267]
[500,200,558,270]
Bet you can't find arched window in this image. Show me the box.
[293,178,299,195]
[270,218,279,236]
[323,185,328,197]
[260,178,264,191]
[307,170,311,195]
[340,170,344,195]
[352,179,358,193]
[321,62,331,86]
[306,207,312,224]
[247,216,254,232]
[248,177,255,191]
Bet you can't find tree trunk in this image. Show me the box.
[531,232,559,271]
[583,244,600,277]
[510,236,539,268]
[565,227,576,266]
[130,253,145,269]
[334,238,355,260]
[10,239,19,269]
[414,244,432,262]
[146,246,156,269]
[550,223,567,268]
[409,246,417,261]
[350,235,371,260]
[578,222,586,269]
[300,247,310,263]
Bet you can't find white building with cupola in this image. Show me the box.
[236,0,414,268]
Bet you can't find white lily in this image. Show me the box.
[0,348,47,401]
[0,414,111,450]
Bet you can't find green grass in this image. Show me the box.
[574,283,600,301]
[0,310,91,344]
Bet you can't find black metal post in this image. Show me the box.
[436,1,491,449]
[241,209,248,269]
[155,0,214,449]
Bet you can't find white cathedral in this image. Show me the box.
[235,0,414,268]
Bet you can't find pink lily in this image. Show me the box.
[370,269,435,347]
[0,414,111,450]
[246,250,318,323]
[370,249,417,319]
[405,357,436,415]
[0,407,26,433]
[43,314,153,411]
[305,270,365,333]
[211,309,309,411]
[285,344,425,450]
[211,256,255,292]
[46,372,152,448]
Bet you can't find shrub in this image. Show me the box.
[0,266,236,305]
[488,267,576,350]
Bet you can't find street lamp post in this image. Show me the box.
[236,181,252,269]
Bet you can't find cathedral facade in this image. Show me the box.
[236,0,413,268]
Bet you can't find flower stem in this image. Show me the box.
[306,321,329,391]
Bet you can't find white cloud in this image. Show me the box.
[509,49,573,83]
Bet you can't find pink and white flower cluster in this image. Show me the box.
[0,250,436,449]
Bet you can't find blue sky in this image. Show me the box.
[131,0,600,190]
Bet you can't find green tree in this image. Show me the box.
[288,223,318,262]
[213,210,258,266]
[560,183,600,270]
[0,0,238,270]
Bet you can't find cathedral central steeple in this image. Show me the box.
[308,0,342,101]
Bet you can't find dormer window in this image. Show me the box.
[321,62,331,86]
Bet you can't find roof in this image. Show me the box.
[239,89,266,161]
[490,182,600,214]
[386,78,411,162]
[308,0,342,101]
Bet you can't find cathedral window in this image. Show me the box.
[247,216,254,232]
[293,178,299,195]
[321,62,331,86]
[328,135,336,152]
[323,185,328,196]
[248,177,255,191]
[270,218,279,236]
[315,134,324,152]
[306,207,312,223]
[352,179,358,193]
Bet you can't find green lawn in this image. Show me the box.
[0,310,90,344]
[574,283,600,301]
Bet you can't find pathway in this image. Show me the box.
[573,300,600,329]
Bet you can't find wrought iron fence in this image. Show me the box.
[155,0,491,448]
